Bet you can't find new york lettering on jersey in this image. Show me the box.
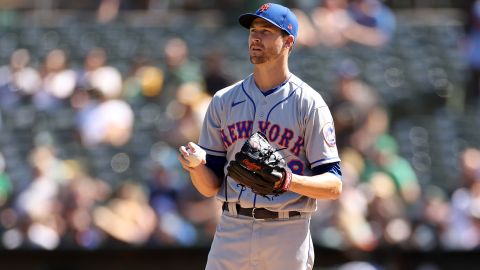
[200,74,339,179]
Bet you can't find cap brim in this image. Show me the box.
[238,13,259,29]
[238,13,287,34]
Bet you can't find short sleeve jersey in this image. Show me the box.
[198,73,340,213]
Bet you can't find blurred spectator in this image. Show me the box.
[330,58,380,149]
[459,147,480,186]
[421,185,451,249]
[71,47,131,148]
[295,0,352,47]
[60,160,110,249]
[363,135,421,204]
[147,163,183,232]
[0,48,41,109]
[75,47,107,90]
[75,89,134,148]
[146,142,203,246]
[147,167,200,245]
[345,0,396,47]
[464,0,480,111]
[444,148,480,249]
[366,171,412,247]
[163,82,211,147]
[73,88,103,146]
[163,37,200,83]
[75,47,123,99]
[89,66,123,99]
[93,181,156,246]
[122,59,165,105]
[336,148,378,251]
[34,49,76,111]
[14,145,70,249]
[177,193,220,245]
[202,50,234,96]
[99,99,135,147]
[335,143,417,250]
[161,37,203,107]
[97,0,120,23]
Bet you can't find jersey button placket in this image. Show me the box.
[259,100,267,119]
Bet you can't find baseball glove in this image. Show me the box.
[226,131,292,197]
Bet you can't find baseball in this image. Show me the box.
[185,145,206,167]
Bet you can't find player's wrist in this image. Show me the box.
[188,163,205,172]
[275,170,292,192]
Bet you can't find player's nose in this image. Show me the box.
[249,31,261,42]
[250,38,262,48]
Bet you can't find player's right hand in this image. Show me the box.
[178,142,206,170]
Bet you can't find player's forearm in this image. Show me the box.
[289,173,342,200]
[188,165,222,197]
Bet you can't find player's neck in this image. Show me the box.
[253,62,290,92]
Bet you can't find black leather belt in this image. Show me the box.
[222,202,301,220]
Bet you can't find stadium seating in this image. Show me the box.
[1,10,479,253]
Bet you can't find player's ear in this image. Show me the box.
[284,35,294,49]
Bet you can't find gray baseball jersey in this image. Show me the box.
[199,73,340,213]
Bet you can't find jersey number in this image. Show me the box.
[288,159,304,175]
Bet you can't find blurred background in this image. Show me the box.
[0,0,480,269]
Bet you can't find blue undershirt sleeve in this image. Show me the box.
[311,161,342,179]
[205,154,227,180]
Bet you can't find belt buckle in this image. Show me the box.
[251,207,263,220]
[252,207,257,219]
[252,207,269,220]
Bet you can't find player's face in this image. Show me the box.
[248,18,289,65]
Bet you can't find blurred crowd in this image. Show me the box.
[294,0,396,48]
[0,36,230,249]
[0,0,479,256]
[465,0,480,111]
[311,57,480,252]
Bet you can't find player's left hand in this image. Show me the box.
[178,142,206,170]
[226,131,292,197]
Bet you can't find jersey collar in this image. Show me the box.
[255,74,292,97]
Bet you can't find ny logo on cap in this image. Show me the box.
[258,3,271,13]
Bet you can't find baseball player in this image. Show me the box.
[178,3,342,270]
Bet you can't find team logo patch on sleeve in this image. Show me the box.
[323,122,336,147]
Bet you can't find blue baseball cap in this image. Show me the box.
[238,3,298,41]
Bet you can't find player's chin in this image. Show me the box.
[249,56,267,64]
